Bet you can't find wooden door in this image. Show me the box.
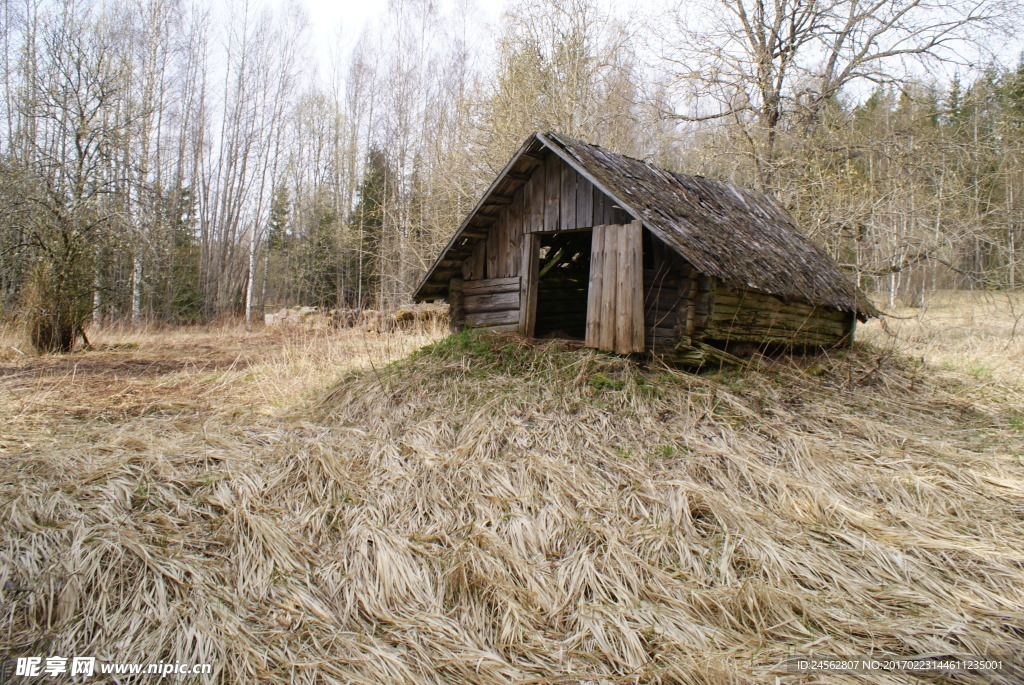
[585,221,644,354]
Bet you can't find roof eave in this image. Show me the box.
[412,133,546,302]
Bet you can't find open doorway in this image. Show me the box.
[533,231,592,339]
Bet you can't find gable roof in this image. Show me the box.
[414,132,878,320]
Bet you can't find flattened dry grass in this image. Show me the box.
[1,299,1023,683]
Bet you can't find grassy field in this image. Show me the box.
[1,292,1022,683]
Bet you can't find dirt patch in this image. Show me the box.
[0,335,275,426]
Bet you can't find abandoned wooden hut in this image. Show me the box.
[413,132,878,362]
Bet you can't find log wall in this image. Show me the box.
[642,231,854,358]
[642,237,714,353]
[450,276,521,331]
[701,284,854,347]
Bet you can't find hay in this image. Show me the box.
[1,308,1023,683]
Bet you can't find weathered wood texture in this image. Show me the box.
[449,277,521,329]
[417,131,875,365]
[643,233,690,353]
[433,138,860,353]
[452,151,630,296]
[442,149,631,335]
[448,278,465,333]
[585,222,644,354]
[702,283,854,347]
[644,268,686,353]
[584,228,605,346]
[519,233,539,336]
[415,137,544,301]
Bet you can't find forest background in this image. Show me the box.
[2,0,1024,349]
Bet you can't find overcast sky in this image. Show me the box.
[257,0,1022,98]
[294,0,505,69]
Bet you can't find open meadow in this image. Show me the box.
[1,292,1023,683]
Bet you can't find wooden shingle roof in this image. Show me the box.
[415,132,878,320]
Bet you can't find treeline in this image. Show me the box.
[0,0,1021,349]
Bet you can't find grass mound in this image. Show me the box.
[3,328,1023,683]
[315,331,1024,682]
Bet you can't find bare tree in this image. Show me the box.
[665,0,1020,188]
[13,0,131,350]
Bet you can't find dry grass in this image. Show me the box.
[1,295,1023,683]
[861,290,1024,394]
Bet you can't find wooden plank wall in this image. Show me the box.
[643,234,711,353]
[459,277,521,331]
[453,151,631,332]
[641,232,855,353]
[585,222,644,354]
[461,152,630,284]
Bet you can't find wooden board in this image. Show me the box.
[625,221,644,353]
[597,226,618,350]
[519,233,539,336]
[471,241,486,280]
[506,186,523,276]
[576,176,593,228]
[543,153,560,232]
[464,291,519,314]
[585,222,644,353]
[462,276,520,295]
[585,227,605,347]
[464,309,521,328]
[486,225,500,278]
[593,185,607,225]
[560,163,576,231]
[525,165,544,234]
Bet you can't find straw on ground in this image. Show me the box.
[1,292,1022,683]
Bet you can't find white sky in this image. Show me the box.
[296,0,507,68]
[271,0,1022,96]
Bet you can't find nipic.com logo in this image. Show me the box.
[11,656,213,678]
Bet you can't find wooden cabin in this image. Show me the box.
[413,132,878,363]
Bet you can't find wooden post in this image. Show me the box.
[543,154,560,232]
[449,278,465,332]
[586,226,605,347]
[598,226,618,351]
[520,234,539,336]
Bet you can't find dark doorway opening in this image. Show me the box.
[533,231,592,339]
